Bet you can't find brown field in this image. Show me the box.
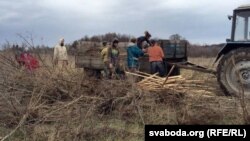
[0,51,249,141]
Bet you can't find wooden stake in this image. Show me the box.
[162,65,176,87]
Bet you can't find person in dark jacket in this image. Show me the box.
[127,38,144,72]
[137,31,152,49]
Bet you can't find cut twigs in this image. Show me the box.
[126,71,218,94]
[1,113,29,141]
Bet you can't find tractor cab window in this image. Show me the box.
[234,11,250,41]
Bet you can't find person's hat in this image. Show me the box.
[130,38,137,43]
[150,39,156,45]
[112,38,119,44]
[102,41,107,44]
[24,47,29,52]
[59,38,65,43]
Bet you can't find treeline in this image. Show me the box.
[1,33,224,57]
[187,43,224,58]
[2,43,224,58]
[81,32,133,42]
[71,32,133,49]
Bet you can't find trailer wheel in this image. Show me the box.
[84,68,102,79]
[217,48,250,97]
[84,68,95,77]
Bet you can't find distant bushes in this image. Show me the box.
[188,44,224,58]
[1,32,225,58]
[71,33,224,58]
[1,42,224,58]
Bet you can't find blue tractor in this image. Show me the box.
[216,5,250,96]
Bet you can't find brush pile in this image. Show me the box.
[126,71,219,94]
[0,50,248,141]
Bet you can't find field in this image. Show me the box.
[0,51,250,141]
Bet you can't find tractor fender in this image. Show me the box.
[215,42,250,63]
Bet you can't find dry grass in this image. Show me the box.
[0,51,249,141]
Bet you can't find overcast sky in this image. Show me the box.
[0,0,249,46]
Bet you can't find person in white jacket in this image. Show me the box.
[53,38,68,69]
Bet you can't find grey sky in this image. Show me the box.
[0,0,249,46]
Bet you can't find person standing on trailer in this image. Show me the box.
[137,31,152,49]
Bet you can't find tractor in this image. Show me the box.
[215,4,250,97]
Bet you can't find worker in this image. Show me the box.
[14,44,24,66]
[110,38,125,79]
[100,41,108,51]
[101,38,125,79]
[91,41,109,79]
[53,38,68,69]
[19,47,39,72]
[101,41,112,79]
[146,39,165,77]
[127,38,144,72]
[137,31,152,49]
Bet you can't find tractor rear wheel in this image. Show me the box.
[217,48,250,97]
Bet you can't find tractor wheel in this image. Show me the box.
[217,48,250,97]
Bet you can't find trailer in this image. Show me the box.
[75,5,250,97]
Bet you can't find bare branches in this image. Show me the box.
[1,113,28,141]
[0,41,249,141]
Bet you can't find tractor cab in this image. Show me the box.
[215,4,250,62]
[231,4,250,42]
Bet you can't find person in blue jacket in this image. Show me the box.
[127,38,144,72]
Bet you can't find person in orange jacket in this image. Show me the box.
[146,39,165,77]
